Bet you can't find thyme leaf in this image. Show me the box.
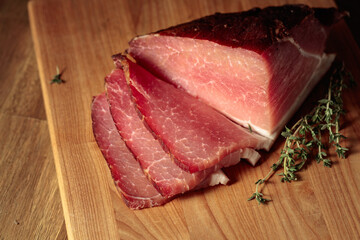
[247,179,271,204]
[50,66,65,84]
[248,124,253,133]
[248,62,353,204]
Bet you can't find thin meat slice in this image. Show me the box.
[127,5,344,139]
[116,56,269,173]
[91,92,168,209]
[105,69,230,197]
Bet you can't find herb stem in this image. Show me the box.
[263,168,276,183]
[317,130,322,162]
[335,78,343,145]
[327,80,334,139]
[336,121,339,144]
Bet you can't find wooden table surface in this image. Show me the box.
[0,0,359,239]
[0,0,67,239]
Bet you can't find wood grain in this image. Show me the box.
[0,0,67,239]
[28,0,360,239]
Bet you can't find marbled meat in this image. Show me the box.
[115,56,269,173]
[91,92,168,209]
[127,4,344,140]
[105,68,231,197]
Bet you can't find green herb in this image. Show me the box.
[50,66,65,84]
[248,62,353,204]
[248,124,253,133]
[247,179,271,204]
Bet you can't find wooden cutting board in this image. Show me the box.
[28,0,360,239]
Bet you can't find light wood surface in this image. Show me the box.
[0,0,67,239]
[27,0,360,239]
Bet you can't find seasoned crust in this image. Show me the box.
[154,4,345,53]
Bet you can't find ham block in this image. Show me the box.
[115,56,269,173]
[105,69,230,197]
[91,93,168,209]
[127,5,344,139]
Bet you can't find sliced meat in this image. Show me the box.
[127,5,344,139]
[105,69,229,197]
[91,92,168,209]
[116,56,269,173]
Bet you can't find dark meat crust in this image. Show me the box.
[155,4,345,53]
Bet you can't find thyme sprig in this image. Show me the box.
[50,66,65,84]
[248,124,253,133]
[248,62,353,204]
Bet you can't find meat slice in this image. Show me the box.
[116,56,269,173]
[91,93,168,209]
[127,4,344,139]
[105,69,230,197]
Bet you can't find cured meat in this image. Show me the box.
[92,4,345,209]
[127,5,344,139]
[105,69,229,197]
[91,93,168,209]
[115,55,269,173]
[106,68,261,197]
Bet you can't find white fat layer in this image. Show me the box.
[194,170,229,190]
[221,148,261,167]
[195,148,262,189]
[240,148,262,166]
[229,117,276,139]
[225,148,261,166]
[206,170,230,186]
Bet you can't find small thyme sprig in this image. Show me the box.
[248,124,253,133]
[50,66,65,84]
[248,62,353,204]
